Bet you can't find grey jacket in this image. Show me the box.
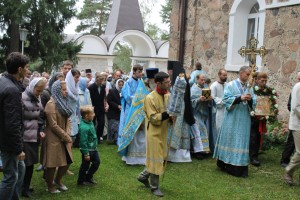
[22,88,44,142]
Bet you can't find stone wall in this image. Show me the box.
[169,0,233,77]
[263,5,300,119]
[168,0,300,120]
[76,56,111,73]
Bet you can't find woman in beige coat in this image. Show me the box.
[43,80,73,193]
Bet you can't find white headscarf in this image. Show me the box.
[116,79,124,92]
[65,70,79,100]
[28,77,46,94]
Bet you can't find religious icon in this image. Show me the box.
[254,96,274,116]
[202,88,211,100]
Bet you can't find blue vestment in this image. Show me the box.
[118,80,149,156]
[189,70,208,86]
[191,83,211,152]
[213,79,256,166]
[118,77,139,143]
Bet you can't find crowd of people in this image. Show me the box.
[0,52,299,199]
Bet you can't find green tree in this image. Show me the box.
[160,0,172,26]
[76,0,112,35]
[140,0,170,40]
[0,0,82,72]
[113,43,132,74]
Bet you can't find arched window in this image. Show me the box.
[247,3,260,40]
[246,3,260,62]
[226,0,266,71]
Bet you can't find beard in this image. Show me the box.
[220,78,227,83]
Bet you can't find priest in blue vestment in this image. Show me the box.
[189,62,208,87]
[191,74,212,156]
[213,66,256,178]
[118,65,143,144]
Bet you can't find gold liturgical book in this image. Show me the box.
[202,89,211,99]
[255,96,274,116]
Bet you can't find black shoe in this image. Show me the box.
[194,153,205,160]
[77,181,89,186]
[137,177,150,188]
[251,159,261,167]
[22,190,31,198]
[151,188,164,197]
[29,187,34,192]
[85,178,97,184]
[283,172,294,186]
[281,163,288,168]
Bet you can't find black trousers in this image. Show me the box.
[77,151,100,183]
[22,165,33,191]
[94,113,105,140]
[249,118,261,161]
[281,130,295,164]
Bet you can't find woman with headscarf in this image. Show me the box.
[41,72,64,108]
[65,69,81,142]
[43,80,73,193]
[21,77,47,197]
[107,79,124,144]
[78,77,92,106]
[38,72,64,172]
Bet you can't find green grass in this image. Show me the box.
[2,144,300,199]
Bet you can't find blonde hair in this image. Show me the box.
[36,77,47,87]
[80,105,94,118]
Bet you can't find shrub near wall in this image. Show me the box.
[263,120,289,150]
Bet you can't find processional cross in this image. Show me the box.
[239,37,272,116]
[238,37,267,85]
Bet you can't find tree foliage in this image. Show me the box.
[113,43,132,74]
[139,0,170,40]
[145,23,169,40]
[0,0,82,72]
[160,0,172,25]
[76,0,112,35]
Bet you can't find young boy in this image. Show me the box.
[77,106,100,185]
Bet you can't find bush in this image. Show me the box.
[262,120,289,150]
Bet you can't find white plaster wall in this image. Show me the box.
[77,35,108,55]
[157,42,169,58]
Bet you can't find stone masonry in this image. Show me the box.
[169,0,300,120]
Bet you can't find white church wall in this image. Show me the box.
[76,35,108,55]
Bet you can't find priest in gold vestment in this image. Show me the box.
[137,72,171,197]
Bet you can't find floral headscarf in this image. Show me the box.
[51,80,72,117]
[48,72,64,93]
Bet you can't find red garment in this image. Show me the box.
[155,86,168,95]
[259,120,267,149]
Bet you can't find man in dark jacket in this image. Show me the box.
[88,72,107,143]
[0,52,29,200]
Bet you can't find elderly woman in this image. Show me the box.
[21,77,47,197]
[43,80,73,193]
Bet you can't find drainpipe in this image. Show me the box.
[179,0,187,66]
